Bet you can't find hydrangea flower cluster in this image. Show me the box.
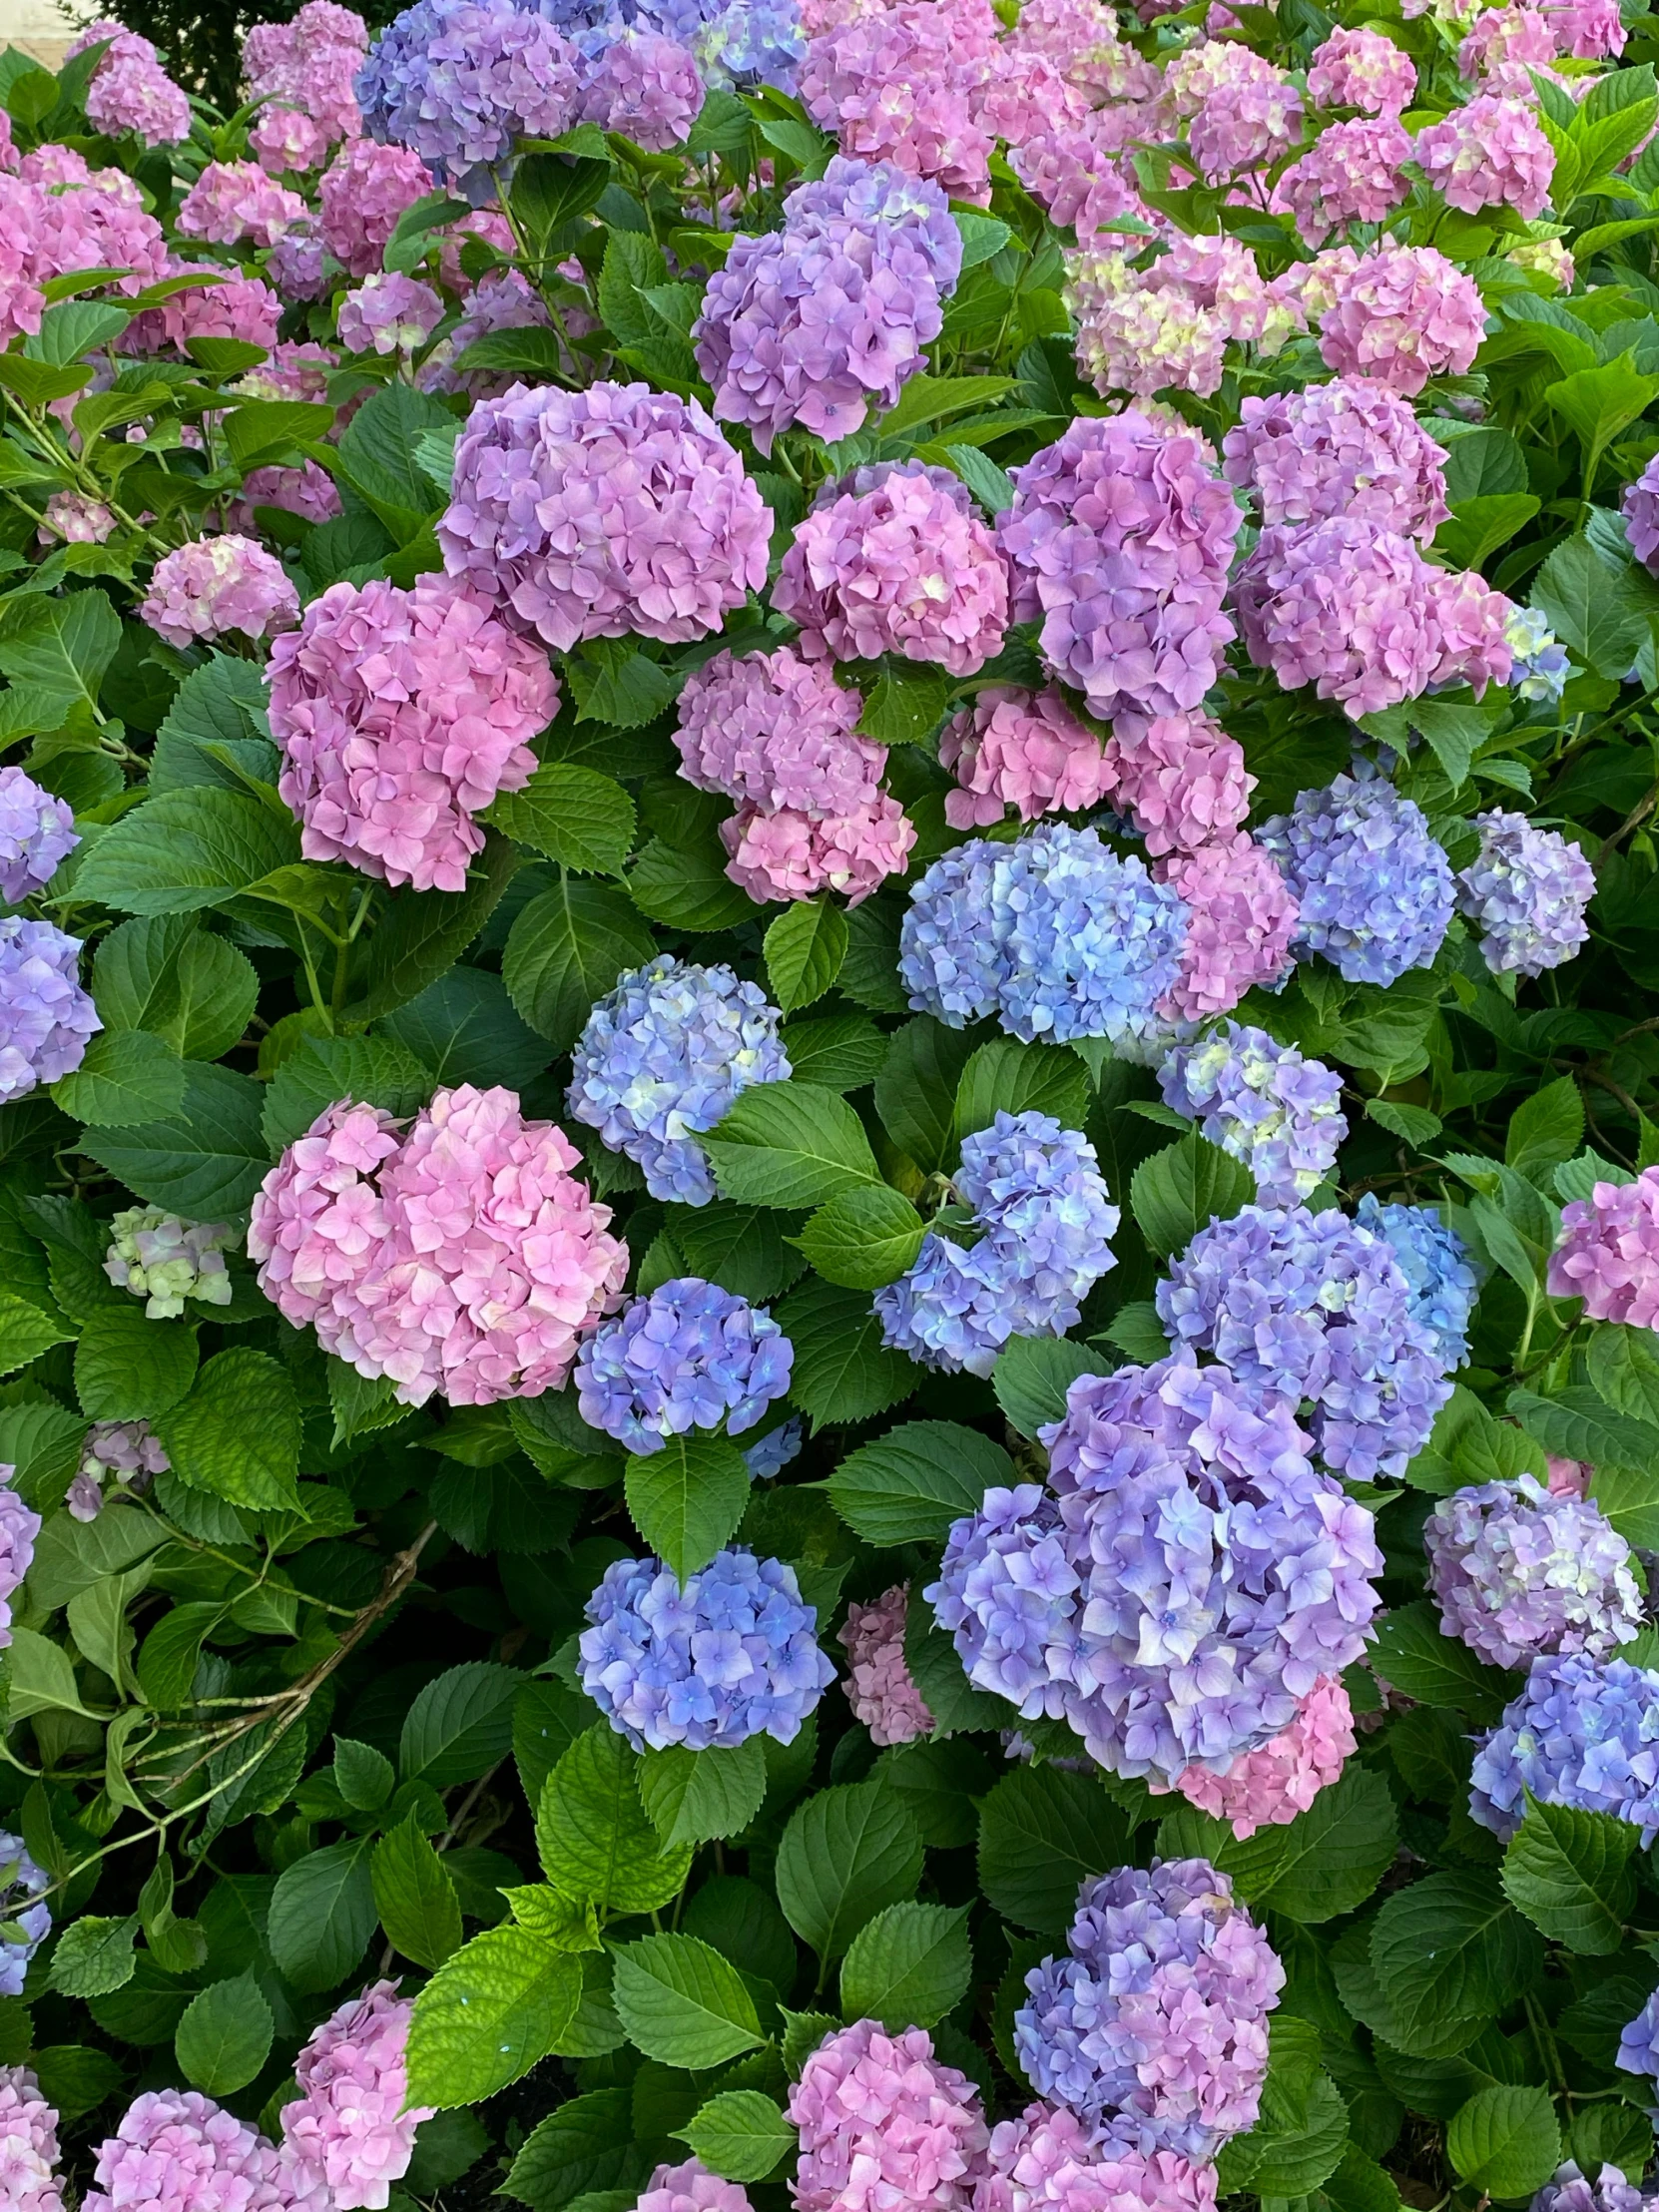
[800,5,1000,203]
[1355,1194,1479,1370]
[269,575,554,894]
[1157,1203,1454,1479]
[317,137,430,275]
[355,0,581,198]
[1273,118,1412,244]
[875,1111,1119,1376]
[1014,1860,1284,2154]
[1529,2165,1647,2212]
[0,2066,64,2212]
[839,1583,934,1746]
[722,798,917,906]
[789,2019,989,2212]
[278,1981,432,2210]
[1416,95,1554,218]
[568,956,791,1205]
[69,20,191,146]
[634,2161,754,2212]
[84,2090,303,2212]
[1623,455,1659,571]
[1316,246,1488,393]
[579,1548,834,1751]
[574,1277,793,1452]
[1099,713,1254,859]
[1505,606,1571,702]
[1307,24,1418,112]
[1156,835,1300,1021]
[1065,244,1284,404]
[1425,1473,1642,1670]
[249,1085,629,1406]
[973,2102,1218,2212]
[1163,1676,1358,1839]
[103,1208,234,1319]
[0,1839,49,1999]
[1222,379,1449,542]
[1259,773,1454,985]
[1455,811,1595,977]
[439,380,770,651]
[1619,2001,1659,2117]
[338,271,444,355]
[1158,1023,1348,1206]
[244,0,366,172]
[68,1420,170,1523]
[0,768,74,902]
[139,535,299,651]
[177,159,307,247]
[1470,1651,1659,1843]
[940,686,1112,830]
[1548,1167,1659,1325]
[0,918,100,1103]
[581,29,704,149]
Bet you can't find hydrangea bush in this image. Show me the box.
[8,0,1659,2206]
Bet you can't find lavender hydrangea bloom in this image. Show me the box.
[1455,810,1594,978]
[1619,2000,1659,2117]
[875,1112,1119,1376]
[1426,1474,1642,1671]
[0,918,99,1102]
[1258,773,1454,986]
[785,156,963,288]
[1014,1860,1284,2155]
[579,1547,834,1750]
[0,1469,38,1652]
[1530,2164,1647,2212]
[1158,1023,1347,1206]
[567,955,791,1205]
[0,1836,49,1998]
[929,1483,1081,1720]
[0,770,75,902]
[743,1416,803,1479]
[1157,1203,1453,1480]
[1506,608,1570,704]
[1354,1194,1478,1369]
[1470,1651,1659,1843]
[355,0,581,198]
[574,1277,793,1451]
[683,0,804,86]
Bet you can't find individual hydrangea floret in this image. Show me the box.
[1259,773,1454,985]
[1014,1860,1284,2154]
[1548,1167,1659,1326]
[581,29,703,148]
[1100,713,1255,859]
[1158,1203,1454,1480]
[84,2091,299,2212]
[337,271,444,356]
[69,1419,169,1524]
[674,646,881,819]
[580,1547,834,1751]
[1354,1194,1479,1370]
[104,1208,234,1319]
[790,2019,989,2212]
[0,918,99,1102]
[278,1981,432,2210]
[721,794,915,906]
[940,686,1112,830]
[439,379,770,652]
[140,535,299,651]
[1163,1676,1357,1839]
[575,1277,792,1452]
[1317,245,1487,393]
[1222,379,1449,542]
[1455,810,1594,977]
[0,2064,64,2212]
[567,956,791,1205]
[1426,1473,1642,1671]
[1470,1651,1659,1842]
[1158,1023,1348,1206]
[0,769,74,901]
[839,1583,934,1746]
[1156,835,1300,1021]
[1416,94,1554,219]
[1307,25,1417,112]
[973,2101,1219,2212]
[1273,118,1411,244]
[356,0,580,199]
[0,1836,47,2000]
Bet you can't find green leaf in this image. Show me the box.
[373,1818,464,1971]
[875,373,1018,438]
[75,1307,198,1421]
[77,788,300,915]
[150,655,276,796]
[625,1434,752,1582]
[637,1738,769,1850]
[503,878,657,1051]
[675,2090,793,2184]
[794,1185,925,1290]
[704,1082,880,1208]
[828,1419,1013,1545]
[502,2088,661,2210]
[874,1017,976,1174]
[49,1915,138,1996]
[263,1032,431,1155]
[335,1737,394,1810]
[175,1972,274,2097]
[81,1062,270,1221]
[1433,494,1542,575]
[537,1725,693,1917]
[855,663,952,749]
[407,1926,583,2107]
[489,766,637,875]
[1446,2085,1561,2198]
[1507,1077,1585,1177]
[1175,1765,1399,1925]
[1587,1323,1659,1430]
[1545,356,1659,490]
[382,965,548,1092]
[155,1349,302,1512]
[1510,1385,1659,1477]
[351,831,520,1022]
[775,1276,914,1428]
[1501,1795,1637,1953]
[1226,2072,1352,2198]
[775,1778,924,1959]
[334,380,453,537]
[1587,1461,1659,1548]
[992,1337,1095,1437]
[400,1662,522,1787]
[1532,535,1650,679]
[766,898,847,1015]
[1370,1872,1542,2059]
[0,1290,74,1376]
[1130,1132,1254,1257]
[839,1901,971,2030]
[52,1029,186,1128]
[565,638,680,729]
[91,917,259,1063]
[511,151,611,247]
[1369,1601,1516,1720]
[953,1038,1090,1144]
[0,588,118,715]
[611,1933,763,2067]
[268,1837,377,1993]
[977,1766,1131,1936]
[1368,1098,1442,1149]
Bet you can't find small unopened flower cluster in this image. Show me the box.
[580,1547,834,1751]
[1260,774,1454,986]
[790,2020,989,2212]
[1548,1166,1659,1327]
[575,1277,793,1452]
[140,535,299,651]
[1456,811,1594,977]
[1471,1651,1659,1843]
[68,1420,169,1523]
[1159,1024,1347,1206]
[0,1838,49,1999]
[104,1208,234,1319]
[0,919,100,1103]
[839,1584,934,1745]
[1426,1474,1643,1671]
[1505,607,1571,702]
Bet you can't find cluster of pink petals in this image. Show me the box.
[978,57,1091,150]
[582,30,705,152]
[338,271,445,355]
[639,2159,756,2212]
[318,138,430,277]
[249,1087,629,1406]
[1274,118,1411,244]
[1548,1168,1659,1328]
[1427,567,1515,695]
[232,459,342,533]
[941,685,1111,829]
[140,535,300,651]
[69,20,192,146]
[40,491,116,544]
[1308,25,1417,114]
[677,646,882,818]
[1416,94,1555,220]
[269,575,552,893]
[1188,60,1304,183]
[279,1981,432,2210]
[1458,6,1559,79]
[777,466,1009,677]
[0,165,168,345]
[1545,0,1626,57]
[84,2089,310,2212]
[1101,711,1254,857]
[1317,245,1488,394]
[801,0,1002,201]
[1548,1455,1591,1497]
[790,2019,989,2212]
[973,2103,1218,2212]
[1222,378,1450,542]
[722,796,916,906]
[128,261,282,352]
[1068,251,1226,401]
[1157,834,1300,1020]
[178,158,307,247]
[839,1583,935,1745]
[1006,0,1162,103]
[0,2067,63,2212]
[420,269,554,399]
[237,339,334,403]
[245,0,367,172]
[1011,121,1150,240]
[1164,1676,1356,1837]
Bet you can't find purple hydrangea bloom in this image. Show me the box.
[355,0,581,199]
[1530,2164,1647,2212]
[1506,608,1570,704]
[1354,1194,1478,1370]
[1158,1023,1347,1207]
[928,1483,1081,1721]
[1426,1474,1642,1671]
[874,1111,1119,1376]
[1625,455,1659,574]
[1221,378,1449,543]
[567,955,791,1205]
[0,1469,38,1653]
[1258,773,1454,986]
[70,1420,169,1523]
[1455,810,1594,978]
[0,1836,49,1998]
[1470,1651,1659,1844]
[1619,2000,1659,2117]
[743,1415,803,1479]
[0,770,75,902]
[682,0,804,86]
[574,1277,793,1451]
[579,1547,834,1750]
[1156,1203,1453,1480]
[785,155,963,288]
[0,918,100,1103]
[1013,1860,1284,2156]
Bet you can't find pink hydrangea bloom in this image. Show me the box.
[839,1583,934,1744]
[84,2090,303,2212]
[1308,26,1417,114]
[269,575,552,893]
[0,2067,63,2212]
[232,460,343,533]
[439,378,771,651]
[1544,0,1625,56]
[1548,1169,1659,1328]
[1157,834,1299,1020]
[1160,234,1299,350]
[638,2159,755,2212]
[1011,124,1150,239]
[177,159,307,247]
[973,2102,1218,2212]
[267,220,330,299]
[1068,251,1228,400]
[1007,0,1160,102]
[801,3,1000,200]
[676,646,882,818]
[775,465,1009,677]
[1318,245,1487,393]
[1222,378,1450,541]
[237,339,335,403]
[582,30,704,151]
[249,1087,629,1405]
[338,272,445,356]
[1164,36,1263,111]
[1188,62,1303,182]
[940,685,1111,829]
[129,262,282,352]
[1548,1455,1590,1497]
[318,138,431,277]
[976,55,1092,149]
[140,535,299,651]
[77,27,192,147]
[721,794,915,905]
[39,491,115,543]
[1101,711,1254,857]
[1237,517,1446,719]
[1427,567,1514,694]
[1416,94,1555,219]
[244,0,365,166]
[1165,1677,1356,1838]
[1458,6,1559,77]
[279,1982,432,2211]
[790,2019,989,2212]
[1274,118,1411,243]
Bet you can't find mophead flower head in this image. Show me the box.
[675,646,881,819]
[1528,2163,1647,2212]
[320,134,453,273]
[839,1583,934,1745]
[1548,1167,1659,1326]
[930,1482,1083,1719]
[789,2018,989,2212]
[356,0,580,197]
[1456,810,1594,977]
[1237,518,1449,720]
[0,1836,48,1999]
[104,1208,234,1320]
[1307,25,1417,113]
[1416,93,1554,219]
[1158,1023,1347,1207]
[278,1980,431,2209]
[940,686,1112,831]
[785,154,963,286]
[1274,116,1409,242]
[800,6,998,200]
[1163,1676,1357,1839]
[1471,1650,1659,1843]
[0,1468,38,1655]
[70,1419,169,1523]
[1098,713,1253,860]
[721,794,915,906]
[581,29,703,148]
[973,2101,1219,2212]
[1426,1472,1642,1671]
[1354,1194,1478,1369]
[1155,835,1300,1022]
[140,535,299,652]
[575,1277,793,1451]
[1316,245,1487,393]
[0,768,74,901]
[1222,378,1449,542]
[0,918,100,1102]
[0,2065,63,2212]
[338,271,444,356]
[1258,772,1454,984]
[84,2090,297,2212]
[177,158,306,247]
[637,2159,755,2212]
[1624,456,1659,572]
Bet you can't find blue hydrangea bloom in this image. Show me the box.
[1158,1022,1347,1207]
[0,916,100,1103]
[928,1482,1081,1719]
[1258,772,1453,986]
[896,837,1012,1025]
[579,1547,834,1750]
[874,1112,1119,1376]
[1156,1203,1453,1480]
[1470,1650,1659,1845]
[574,1276,793,1453]
[0,1833,49,1999]
[1619,1991,1659,2114]
[567,955,791,1206]
[539,0,804,81]
[743,1415,803,1480]
[1355,1194,1478,1370]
